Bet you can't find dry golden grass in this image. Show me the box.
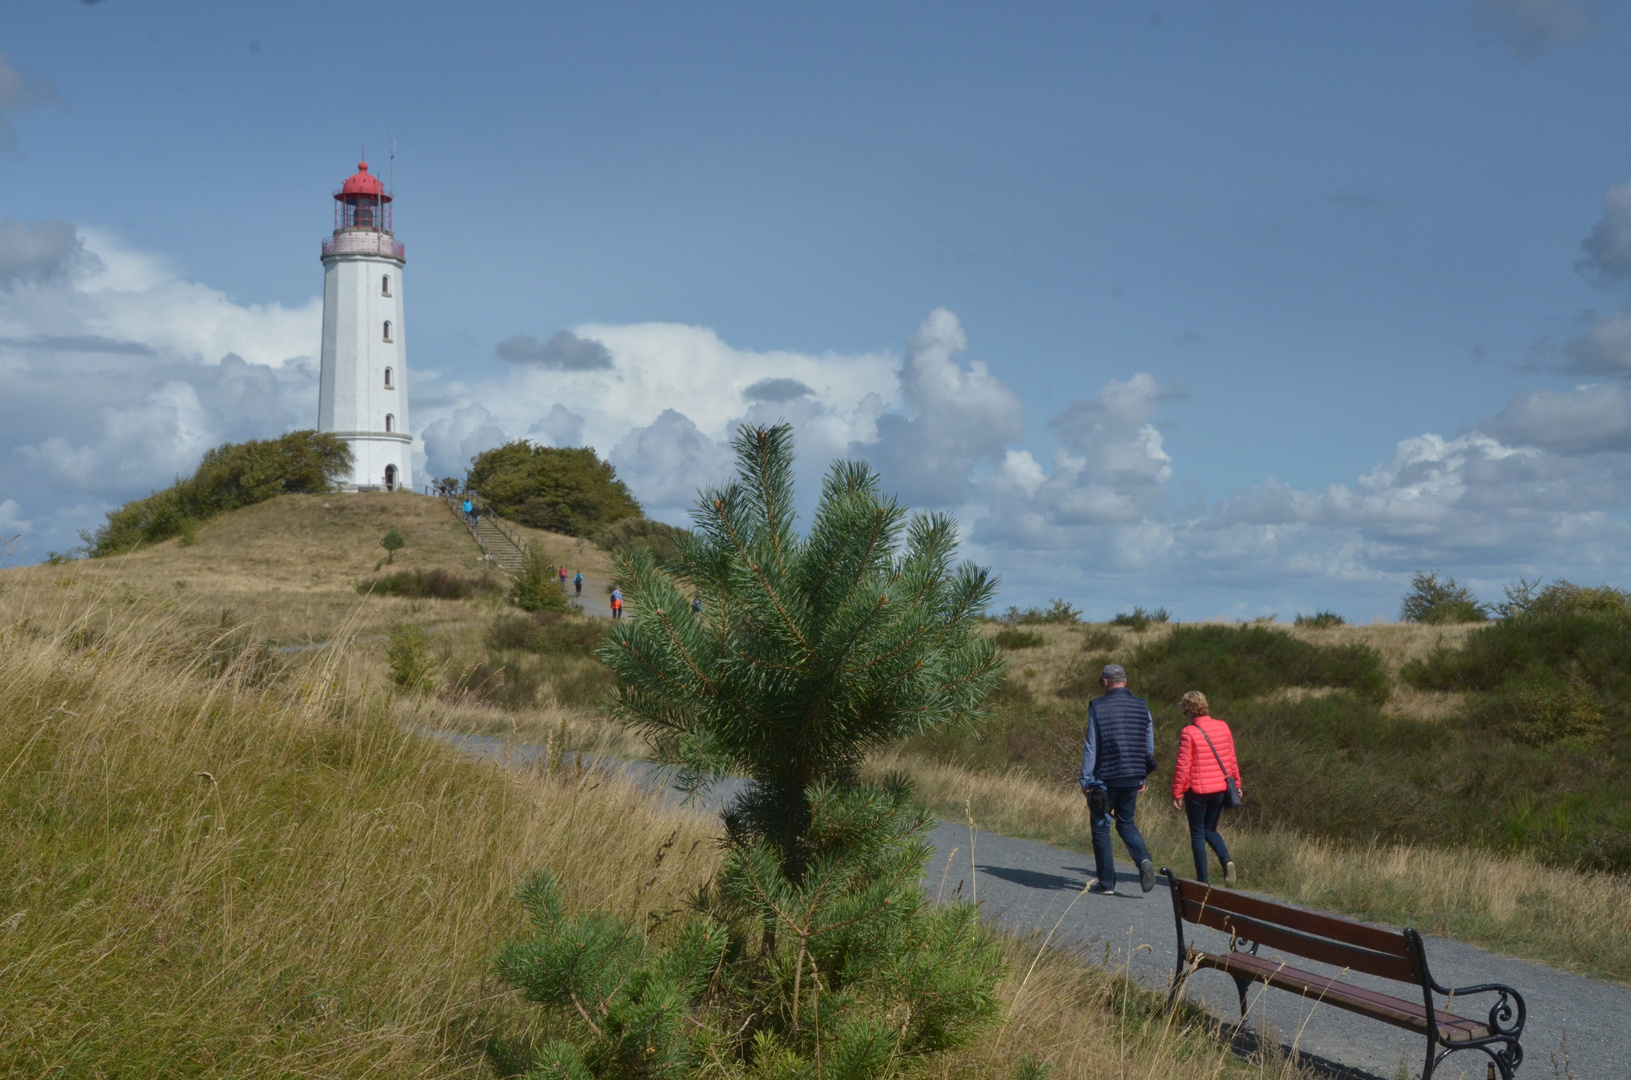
[0,494,629,749]
[0,583,1314,1077]
[878,753,1631,983]
[6,492,494,644]
[930,939,1316,1080]
[0,590,717,1076]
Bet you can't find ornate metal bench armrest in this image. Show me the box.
[1435,980,1526,1038]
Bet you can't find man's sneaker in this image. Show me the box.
[1224,861,1238,887]
[1087,883,1116,896]
[1139,859,1157,893]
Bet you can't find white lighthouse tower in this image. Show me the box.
[317,159,412,492]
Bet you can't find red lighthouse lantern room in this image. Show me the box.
[335,160,392,233]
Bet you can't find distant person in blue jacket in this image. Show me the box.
[1079,663,1159,895]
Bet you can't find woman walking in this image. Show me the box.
[1171,691,1240,886]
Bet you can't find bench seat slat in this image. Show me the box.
[1181,899,1419,984]
[1193,950,1489,1043]
[1173,879,1410,958]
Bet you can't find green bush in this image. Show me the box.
[1496,578,1631,620]
[511,550,569,613]
[1123,623,1387,705]
[1070,625,1116,651]
[385,623,438,693]
[486,611,607,655]
[91,431,352,556]
[467,441,642,537]
[1400,571,1488,624]
[992,628,1046,650]
[360,568,501,600]
[589,517,691,564]
[379,528,405,563]
[1403,607,1631,693]
[1110,605,1169,631]
[1294,610,1346,629]
[997,598,1082,625]
[1476,669,1609,747]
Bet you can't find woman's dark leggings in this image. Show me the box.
[1183,791,1232,882]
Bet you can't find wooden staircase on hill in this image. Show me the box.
[444,493,530,574]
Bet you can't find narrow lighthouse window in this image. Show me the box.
[382,320,392,342]
[381,274,391,297]
[385,413,395,433]
[384,367,394,389]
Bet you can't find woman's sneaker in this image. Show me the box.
[1224,861,1237,887]
[1139,859,1157,893]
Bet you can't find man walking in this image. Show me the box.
[1079,663,1158,894]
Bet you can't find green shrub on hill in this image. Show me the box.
[588,515,691,564]
[90,431,352,556]
[1111,605,1169,631]
[1294,610,1346,628]
[1086,623,1386,705]
[1404,598,1631,695]
[1400,571,1488,624]
[486,610,607,655]
[511,549,570,613]
[997,598,1082,625]
[993,628,1046,650]
[467,441,642,536]
[360,568,502,600]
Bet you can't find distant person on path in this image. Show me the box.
[1079,663,1159,894]
[610,587,623,619]
[462,498,474,523]
[1171,690,1240,886]
[559,565,569,589]
[574,571,583,598]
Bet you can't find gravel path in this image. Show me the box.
[440,733,1627,1079]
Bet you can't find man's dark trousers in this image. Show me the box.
[1090,784,1152,889]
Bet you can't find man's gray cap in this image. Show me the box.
[1101,663,1127,681]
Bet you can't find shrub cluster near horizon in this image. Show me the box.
[467,440,642,536]
[89,430,352,556]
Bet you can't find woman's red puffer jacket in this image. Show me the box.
[1171,716,1240,799]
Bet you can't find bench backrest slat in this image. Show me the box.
[1172,877,1422,984]
[1179,898,1419,983]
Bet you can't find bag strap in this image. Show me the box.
[1193,721,1232,779]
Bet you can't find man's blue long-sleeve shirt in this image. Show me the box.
[1079,686,1157,789]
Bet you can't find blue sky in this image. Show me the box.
[4,1,1631,620]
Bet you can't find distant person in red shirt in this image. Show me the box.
[1171,690,1241,886]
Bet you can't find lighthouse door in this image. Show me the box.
[384,464,397,492]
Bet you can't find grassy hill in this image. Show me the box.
[17,501,1631,982]
[0,499,1309,1079]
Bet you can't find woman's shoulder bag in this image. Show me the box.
[1194,721,1243,809]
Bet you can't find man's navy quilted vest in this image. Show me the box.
[1088,687,1152,784]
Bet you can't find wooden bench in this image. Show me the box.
[1161,871,1526,1079]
